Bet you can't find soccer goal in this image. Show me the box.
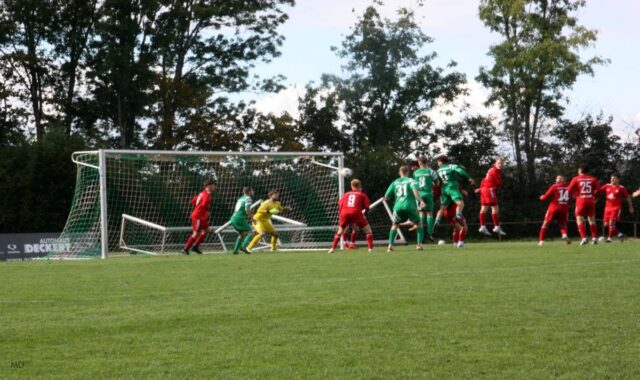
[50,150,348,259]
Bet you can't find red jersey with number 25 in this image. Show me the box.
[339,191,371,216]
[600,184,629,210]
[541,183,570,210]
[191,190,211,219]
[567,175,600,203]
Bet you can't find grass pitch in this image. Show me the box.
[2,241,640,379]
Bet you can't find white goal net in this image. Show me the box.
[51,150,348,258]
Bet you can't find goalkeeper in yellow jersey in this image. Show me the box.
[247,190,290,252]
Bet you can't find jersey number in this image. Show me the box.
[234,200,243,212]
[438,172,449,184]
[418,177,427,187]
[396,184,408,198]
[580,181,592,194]
[558,189,569,202]
[346,194,357,207]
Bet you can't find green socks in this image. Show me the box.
[233,236,242,253]
[427,215,434,235]
[242,234,253,248]
[388,229,398,246]
[417,226,424,245]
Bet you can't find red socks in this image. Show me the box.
[331,234,341,250]
[560,226,568,236]
[492,213,499,227]
[539,226,547,241]
[194,234,206,247]
[578,223,587,239]
[608,225,617,238]
[351,230,357,244]
[452,230,459,243]
[185,236,196,249]
[589,224,598,239]
[459,227,467,242]
[366,233,374,249]
[479,212,486,226]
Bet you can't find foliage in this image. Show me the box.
[477,0,607,192]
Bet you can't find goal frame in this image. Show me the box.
[70,149,346,259]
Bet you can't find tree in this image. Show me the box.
[439,115,498,177]
[477,0,606,193]
[52,0,101,136]
[550,113,622,180]
[299,3,465,163]
[0,0,57,142]
[148,0,294,149]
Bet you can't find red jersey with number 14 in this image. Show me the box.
[600,184,629,210]
[541,182,570,209]
[339,190,371,215]
[191,190,211,219]
[567,175,600,202]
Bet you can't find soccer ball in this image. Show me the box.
[437,240,446,246]
[269,208,280,215]
[340,167,353,178]
[598,236,605,242]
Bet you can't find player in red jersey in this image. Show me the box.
[567,164,600,245]
[477,157,506,236]
[183,179,216,255]
[538,175,571,245]
[599,174,634,242]
[328,179,374,253]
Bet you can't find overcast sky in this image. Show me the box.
[248,0,640,138]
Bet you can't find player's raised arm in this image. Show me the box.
[540,184,555,201]
[634,189,640,198]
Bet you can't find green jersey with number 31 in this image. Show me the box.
[385,177,420,210]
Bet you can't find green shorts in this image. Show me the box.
[230,217,252,232]
[418,193,434,212]
[392,208,420,224]
[440,188,463,207]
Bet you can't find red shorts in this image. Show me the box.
[338,212,369,229]
[575,200,595,217]
[480,187,498,206]
[603,208,622,223]
[544,207,568,225]
[191,216,209,232]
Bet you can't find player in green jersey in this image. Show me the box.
[230,187,255,254]
[384,165,426,252]
[411,156,440,241]
[434,155,475,226]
